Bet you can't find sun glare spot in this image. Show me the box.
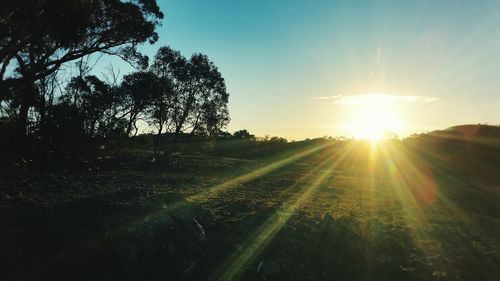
[348,93,402,141]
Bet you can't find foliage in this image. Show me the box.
[151,47,230,142]
[0,0,230,156]
[0,0,163,137]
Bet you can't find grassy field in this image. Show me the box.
[1,139,499,281]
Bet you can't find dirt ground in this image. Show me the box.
[1,144,499,281]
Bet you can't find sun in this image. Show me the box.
[349,103,401,141]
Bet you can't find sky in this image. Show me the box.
[101,0,500,140]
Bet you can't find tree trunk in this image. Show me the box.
[126,111,136,137]
[154,120,163,154]
[18,100,29,137]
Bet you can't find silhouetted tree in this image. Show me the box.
[0,2,234,156]
[186,54,230,138]
[120,71,160,136]
[151,47,189,144]
[0,0,163,137]
[147,77,173,147]
[151,46,230,145]
[232,129,255,140]
[64,75,122,138]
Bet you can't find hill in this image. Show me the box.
[405,124,500,179]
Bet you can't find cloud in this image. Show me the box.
[315,93,438,105]
[313,95,342,100]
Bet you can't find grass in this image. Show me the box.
[0,140,499,281]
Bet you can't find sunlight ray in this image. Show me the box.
[379,142,500,273]
[42,143,334,266]
[189,142,332,203]
[210,144,356,281]
[377,144,432,246]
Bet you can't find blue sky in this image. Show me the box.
[100,0,500,139]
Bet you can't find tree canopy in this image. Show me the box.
[0,0,163,135]
[0,2,233,156]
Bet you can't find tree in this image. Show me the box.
[151,46,230,144]
[147,76,173,147]
[232,129,255,140]
[64,75,122,138]
[185,54,230,137]
[120,71,160,136]
[151,46,188,143]
[0,0,163,136]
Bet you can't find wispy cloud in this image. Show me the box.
[314,95,342,100]
[315,93,438,105]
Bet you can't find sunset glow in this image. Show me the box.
[347,94,402,141]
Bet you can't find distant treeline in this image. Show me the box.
[0,1,233,157]
[128,129,295,158]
